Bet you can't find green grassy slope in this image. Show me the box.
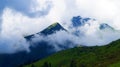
[24,39,120,67]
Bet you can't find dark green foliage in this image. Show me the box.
[31,64,35,67]
[25,39,120,67]
[70,60,76,67]
[42,62,51,67]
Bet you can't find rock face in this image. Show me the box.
[71,16,114,30]
[71,16,91,27]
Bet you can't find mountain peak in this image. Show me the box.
[40,22,65,35]
[99,23,114,30]
[71,16,91,27]
[25,22,65,40]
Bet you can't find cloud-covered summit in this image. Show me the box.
[0,0,120,53]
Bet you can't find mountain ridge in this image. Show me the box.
[25,22,66,40]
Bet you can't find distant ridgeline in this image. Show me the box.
[71,16,114,30]
[99,23,114,30]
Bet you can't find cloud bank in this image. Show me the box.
[0,0,120,53]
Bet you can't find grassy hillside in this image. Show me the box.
[24,39,120,67]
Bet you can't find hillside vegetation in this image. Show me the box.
[24,39,120,67]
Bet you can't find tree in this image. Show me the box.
[42,61,52,67]
[70,60,76,67]
[31,64,35,67]
[49,62,52,67]
[80,64,85,67]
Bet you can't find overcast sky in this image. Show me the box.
[0,0,120,34]
[0,0,120,53]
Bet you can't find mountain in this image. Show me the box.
[0,23,66,67]
[99,23,114,30]
[71,16,91,27]
[40,22,66,35]
[24,39,120,67]
[0,22,119,67]
[25,22,65,40]
[71,16,114,31]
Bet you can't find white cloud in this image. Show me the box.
[30,0,52,12]
[75,0,120,29]
[0,0,120,53]
[0,7,54,53]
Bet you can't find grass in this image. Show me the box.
[109,61,120,67]
[47,22,59,30]
[24,39,120,67]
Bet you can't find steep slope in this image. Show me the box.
[40,22,66,35]
[24,39,120,67]
[25,22,66,40]
[0,23,66,67]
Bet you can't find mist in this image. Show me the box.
[0,0,120,53]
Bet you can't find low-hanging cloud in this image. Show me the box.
[31,20,120,52]
[0,0,120,53]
